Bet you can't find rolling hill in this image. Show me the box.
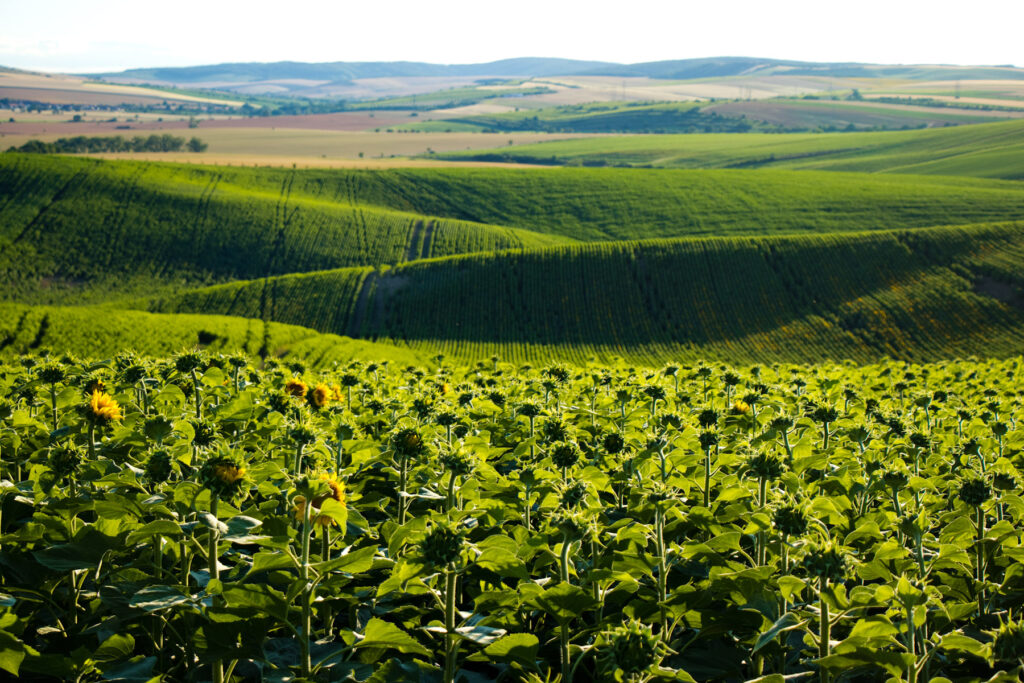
[93,57,1024,89]
[0,154,569,303]
[144,221,1024,365]
[0,301,428,365]
[5,155,1024,305]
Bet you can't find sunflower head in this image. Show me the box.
[309,383,332,409]
[199,456,247,498]
[88,390,123,423]
[732,400,751,415]
[285,378,308,398]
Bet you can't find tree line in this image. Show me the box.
[6,134,208,154]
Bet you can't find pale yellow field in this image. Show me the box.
[489,74,865,107]
[0,108,232,124]
[78,153,543,169]
[0,71,242,106]
[0,127,599,163]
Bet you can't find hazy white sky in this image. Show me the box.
[1,0,1021,73]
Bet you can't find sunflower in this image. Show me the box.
[212,462,246,485]
[732,400,751,415]
[285,378,308,398]
[309,383,332,409]
[89,390,123,422]
[293,475,346,527]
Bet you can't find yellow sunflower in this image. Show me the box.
[89,390,123,422]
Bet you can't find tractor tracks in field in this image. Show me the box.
[347,271,378,338]
[10,168,90,245]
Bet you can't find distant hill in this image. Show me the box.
[89,58,619,84]
[92,56,1024,86]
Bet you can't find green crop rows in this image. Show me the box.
[146,222,1024,366]
[438,119,1024,179]
[1,351,1023,681]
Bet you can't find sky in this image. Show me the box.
[1,0,1021,73]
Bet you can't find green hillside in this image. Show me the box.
[327,167,1024,241]
[405,99,1017,135]
[438,119,1024,178]
[0,154,568,303]
[0,302,427,366]
[7,155,1024,305]
[146,221,1024,365]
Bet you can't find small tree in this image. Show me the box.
[187,137,208,153]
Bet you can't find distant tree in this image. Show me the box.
[187,137,208,153]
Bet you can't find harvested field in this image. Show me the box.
[0,71,241,106]
[0,127,598,164]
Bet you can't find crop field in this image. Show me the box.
[5,52,1024,683]
[144,222,1024,366]
[7,156,1024,307]
[1,129,596,166]
[437,119,1024,178]
[0,71,243,107]
[702,100,1022,130]
[1,349,1023,682]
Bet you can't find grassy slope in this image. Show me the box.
[303,167,1024,241]
[437,119,1024,178]
[0,302,428,366]
[6,156,1024,305]
[0,154,569,303]
[405,100,1016,134]
[146,221,1024,365]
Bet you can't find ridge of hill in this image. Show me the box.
[91,57,1024,86]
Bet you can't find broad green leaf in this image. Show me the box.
[752,612,806,654]
[846,615,899,639]
[130,585,192,612]
[528,583,597,622]
[482,633,539,665]
[357,618,429,656]
[95,633,135,662]
[125,520,182,545]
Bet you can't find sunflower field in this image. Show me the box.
[1,351,1023,682]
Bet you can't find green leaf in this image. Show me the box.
[476,547,529,579]
[95,633,135,662]
[125,520,182,545]
[0,629,29,676]
[129,585,192,612]
[752,612,806,654]
[938,632,990,659]
[317,545,377,574]
[99,655,156,682]
[817,646,912,676]
[250,551,298,574]
[318,497,348,531]
[528,583,597,623]
[482,633,539,665]
[357,618,429,656]
[847,615,899,639]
